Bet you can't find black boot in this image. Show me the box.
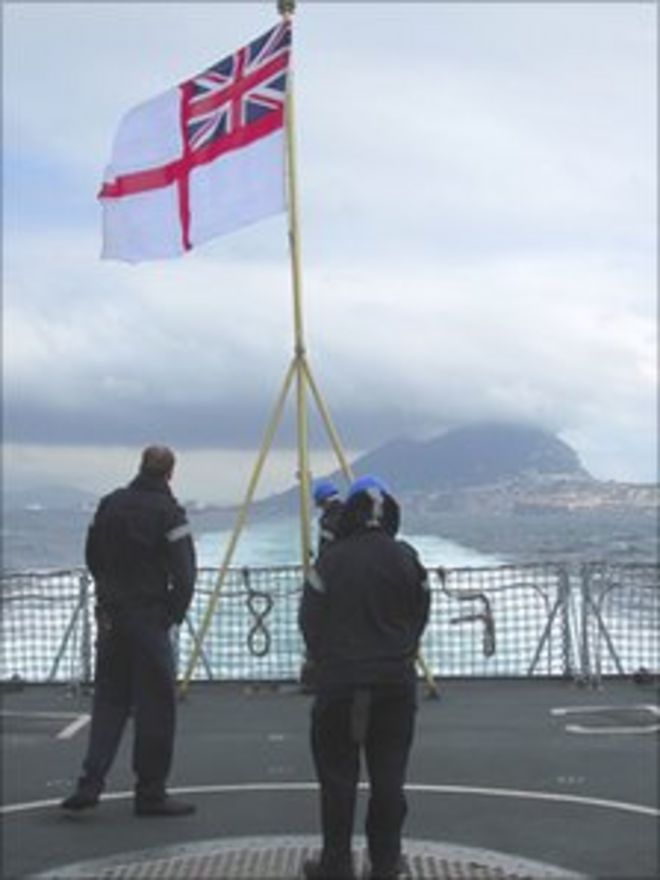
[60,777,102,811]
[134,794,196,817]
[302,856,355,879]
[367,855,411,880]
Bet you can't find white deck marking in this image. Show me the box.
[2,710,83,718]
[1,710,91,740]
[551,704,660,716]
[564,723,660,734]
[1,782,658,818]
[56,714,91,739]
[551,704,660,734]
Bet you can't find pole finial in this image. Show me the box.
[277,0,296,17]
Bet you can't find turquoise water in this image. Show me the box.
[196,516,505,569]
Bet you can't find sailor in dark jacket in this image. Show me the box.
[300,476,430,880]
[61,445,197,817]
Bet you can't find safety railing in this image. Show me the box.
[1,563,658,687]
[578,562,660,684]
[1,570,94,685]
[425,564,574,678]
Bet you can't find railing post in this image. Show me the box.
[48,571,87,683]
[171,623,181,678]
[578,563,592,685]
[558,565,573,679]
[79,571,93,688]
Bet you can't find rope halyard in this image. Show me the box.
[242,567,274,658]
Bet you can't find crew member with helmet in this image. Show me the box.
[312,478,344,554]
[299,475,430,880]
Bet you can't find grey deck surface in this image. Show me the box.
[1,679,658,879]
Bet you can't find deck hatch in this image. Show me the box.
[32,835,585,879]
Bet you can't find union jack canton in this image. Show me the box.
[181,20,291,161]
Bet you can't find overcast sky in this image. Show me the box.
[3,1,657,502]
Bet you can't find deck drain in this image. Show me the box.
[32,835,585,878]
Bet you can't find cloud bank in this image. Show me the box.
[3,2,657,488]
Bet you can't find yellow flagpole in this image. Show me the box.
[281,0,313,574]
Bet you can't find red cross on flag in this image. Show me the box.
[99,21,291,263]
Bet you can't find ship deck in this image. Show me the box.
[1,678,658,879]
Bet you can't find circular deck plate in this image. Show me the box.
[33,835,586,878]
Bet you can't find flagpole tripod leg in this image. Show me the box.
[302,357,354,483]
[179,359,297,695]
[415,650,439,699]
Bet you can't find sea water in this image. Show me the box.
[195,516,505,568]
[1,507,504,575]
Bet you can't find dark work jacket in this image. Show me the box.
[85,473,196,625]
[299,526,430,687]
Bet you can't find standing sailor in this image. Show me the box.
[61,445,197,817]
[300,475,430,879]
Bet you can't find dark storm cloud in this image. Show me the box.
[1,386,453,451]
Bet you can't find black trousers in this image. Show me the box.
[311,683,417,877]
[80,606,176,800]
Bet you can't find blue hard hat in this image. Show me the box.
[344,474,399,536]
[313,479,339,504]
[347,474,391,499]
